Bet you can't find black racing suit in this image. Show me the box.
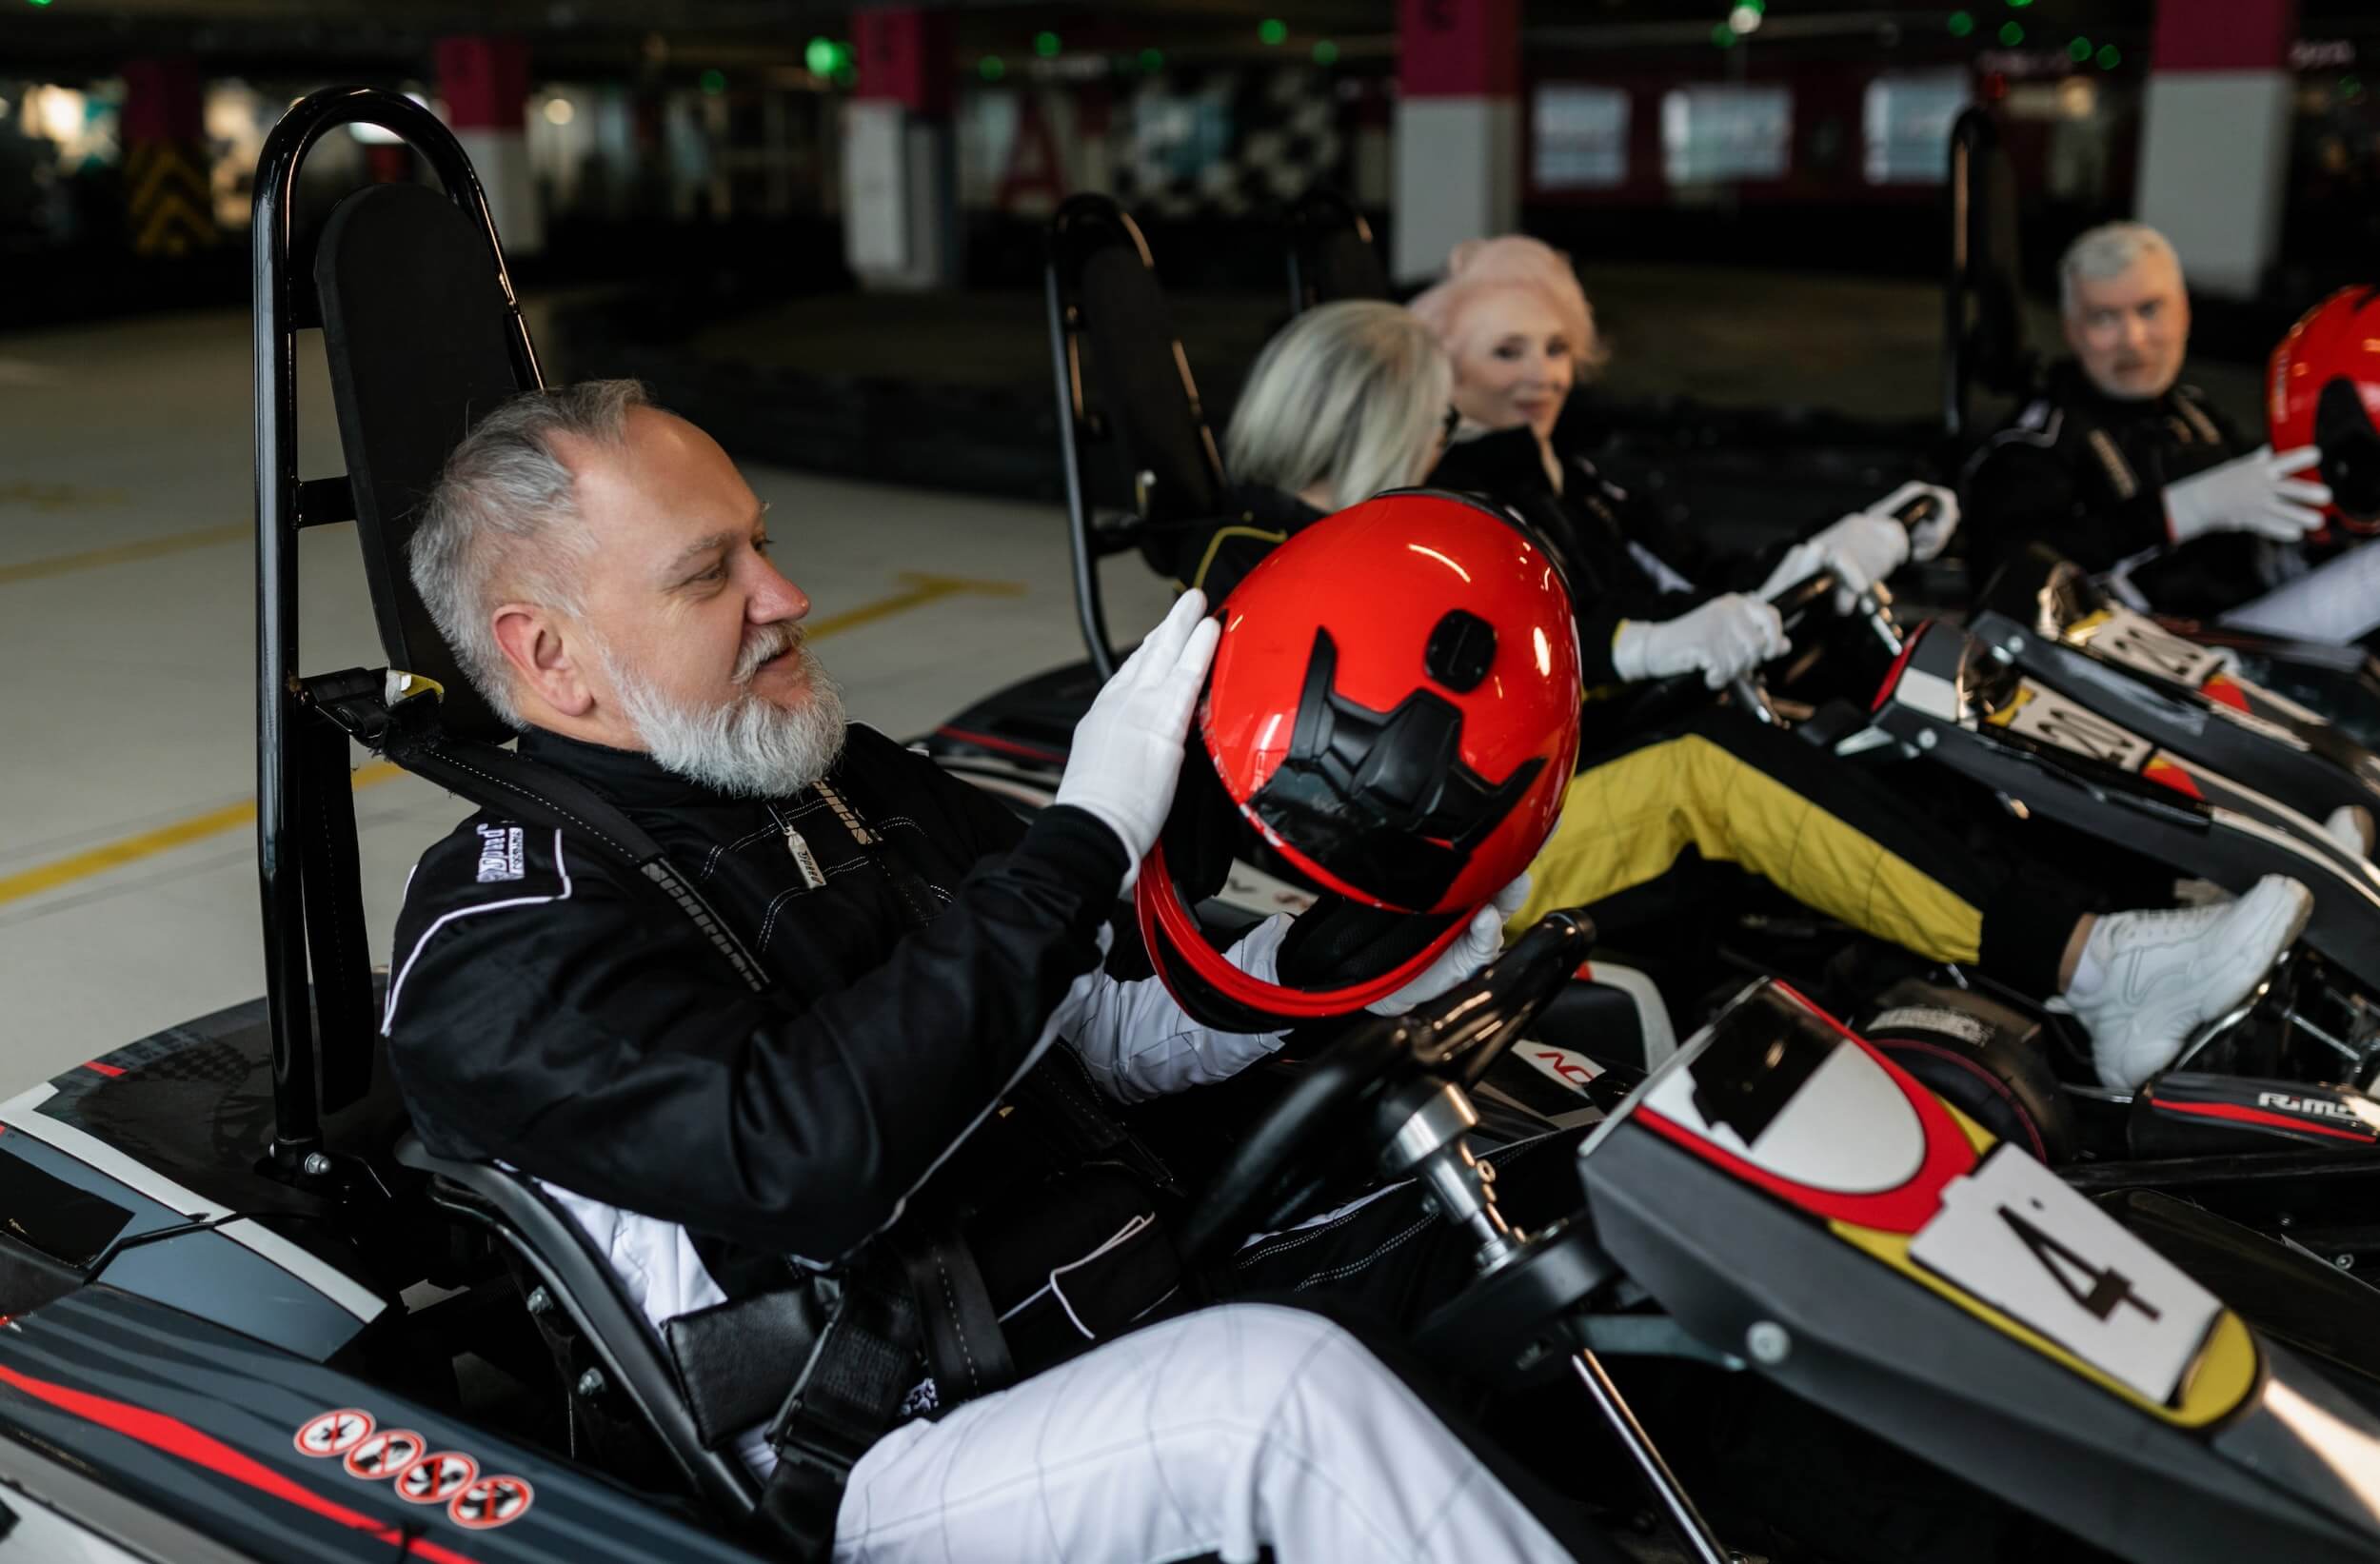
[382,724,1583,1400]
[1961,359,2271,619]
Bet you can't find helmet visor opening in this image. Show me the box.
[2316,378,2380,525]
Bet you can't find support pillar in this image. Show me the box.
[1393,0,1520,284]
[2135,0,2297,299]
[121,57,215,257]
[846,8,959,290]
[436,36,543,256]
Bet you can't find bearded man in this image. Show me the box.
[381,382,1594,1564]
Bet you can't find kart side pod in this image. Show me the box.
[1869,620,2380,993]
[1580,981,2380,1564]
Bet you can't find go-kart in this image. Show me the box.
[8,87,2380,1564]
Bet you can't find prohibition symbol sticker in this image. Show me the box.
[450,1475,534,1529]
[395,1451,478,1505]
[293,1408,375,1458]
[342,1428,425,1481]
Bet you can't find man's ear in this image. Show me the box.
[489,604,595,719]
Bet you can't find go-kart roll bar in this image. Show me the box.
[251,88,541,1168]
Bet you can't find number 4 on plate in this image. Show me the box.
[1907,1144,2222,1406]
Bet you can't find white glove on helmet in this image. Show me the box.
[1611,595,1788,689]
[1054,590,1221,890]
[2166,445,2331,544]
[1367,874,1534,1016]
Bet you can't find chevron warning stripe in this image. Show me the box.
[123,138,215,256]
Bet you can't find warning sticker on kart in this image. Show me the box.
[450,1474,535,1530]
[2073,607,2228,690]
[1908,1143,2221,1406]
[397,1451,479,1505]
[293,1408,374,1458]
[342,1428,425,1482]
[1988,683,2155,773]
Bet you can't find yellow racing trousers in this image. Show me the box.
[1512,710,2075,997]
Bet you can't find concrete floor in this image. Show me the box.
[0,302,1172,1093]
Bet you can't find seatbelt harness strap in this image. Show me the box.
[756,1254,923,1559]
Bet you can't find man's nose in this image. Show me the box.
[749,561,810,624]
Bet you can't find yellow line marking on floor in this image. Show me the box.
[0,571,1026,907]
[804,571,1026,638]
[0,522,249,586]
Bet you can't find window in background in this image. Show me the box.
[1660,84,1791,185]
[1863,71,1971,185]
[1534,84,1630,189]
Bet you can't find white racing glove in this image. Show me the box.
[1367,874,1534,1017]
[1868,480,1962,563]
[2166,445,2330,544]
[1054,590,1222,890]
[1810,509,1912,612]
[1611,595,1788,688]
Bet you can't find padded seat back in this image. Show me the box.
[1945,109,2032,440]
[316,181,533,742]
[393,1132,764,1519]
[1052,196,1230,534]
[1287,188,1389,312]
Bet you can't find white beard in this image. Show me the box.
[600,623,849,799]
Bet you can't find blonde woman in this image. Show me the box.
[1182,301,1453,601]
[1192,289,2310,1092]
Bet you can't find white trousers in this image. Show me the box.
[833,1302,1577,1564]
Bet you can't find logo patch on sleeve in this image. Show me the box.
[474,824,526,883]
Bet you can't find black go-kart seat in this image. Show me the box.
[394,1132,765,1521]
[1285,187,1389,315]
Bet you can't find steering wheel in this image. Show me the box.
[1621,566,1844,733]
[1177,910,1597,1265]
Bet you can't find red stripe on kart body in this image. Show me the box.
[1638,981,1980,1234]
[2142,758,2205,800]
[0,1364,486,1564]
[1871,622,1929,713]
[2200,676,2252,714]
[932,725,1068,765]
[81,1060,125,1078]
[2152,1097,2373,1143]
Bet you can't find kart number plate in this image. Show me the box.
[1908,1144,2220,1405]
[2079,610,2226,689]
[1994,685,2155,773]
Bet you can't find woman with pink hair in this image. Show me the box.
[1412,236,1955,702]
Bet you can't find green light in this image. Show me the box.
[980,55,1006,81]
[2068,35,2092,62]
[804,36,835,74]
[25,1,52,8]
[1312,39,1339,66]
[2006,0,2032,9]
[1138,47,1164,71]
[832,63,856,89]
[1712,21,1737,47]
[699,69,725,95]
[1736,0,1765,12]
[1947,9,1973,35]
[1259,18,1288,46]
[1998,20,2023,45]
[1033,30,1060,57]
[2096,45,2121,69]
[2345,74,2365,98]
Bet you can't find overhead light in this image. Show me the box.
[1728,4,1763,33]
[544,97,575,126]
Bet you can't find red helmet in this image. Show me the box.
[1136,490,1583,1029]
[2269,286,2380,536]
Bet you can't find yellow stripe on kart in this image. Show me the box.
[1825,1219,2259,1428]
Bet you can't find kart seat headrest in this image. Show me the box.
[1061,203,1229,529]
[316,180,531,744]
[1288,188,1389,309]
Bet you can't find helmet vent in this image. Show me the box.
[1425,609,1497,692]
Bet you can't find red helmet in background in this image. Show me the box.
[1136,489,1582,1030]
[2269,285,2380,536]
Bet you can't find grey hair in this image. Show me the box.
[2059,222,2182,316]
[1225,301,1453,513]
[408,380,650,726]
